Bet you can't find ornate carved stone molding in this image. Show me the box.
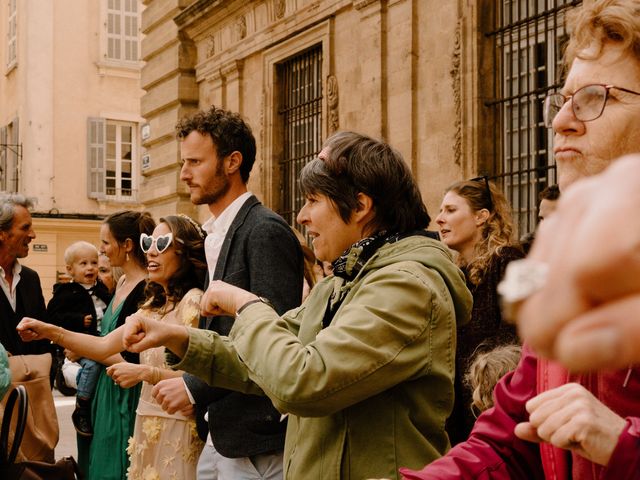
[235,15,247,41]
[450,18,462,166]
[327,75,339,134]
[206,34,216,58]
[354,0,380,11]
[221,59,244,79]
[275,0,286,19]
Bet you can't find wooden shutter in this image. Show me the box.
[10,117,18,192]
[87,117,106,199]
[0,126,6,191]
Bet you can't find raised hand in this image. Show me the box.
[152,377,194,416]
[518,155,640,371]
[106,362,145,388]
[16,317,57,342]
[514,383,626,466]
[201,280,257,317]
[122,313,189,358]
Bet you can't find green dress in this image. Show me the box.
[79,299,142,480]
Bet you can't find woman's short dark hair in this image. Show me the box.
[175,106,256,183]
[143,215,207,309]
[299,131,430,234]
[103,211,156,267]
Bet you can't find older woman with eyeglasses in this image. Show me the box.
[18,215,208,480]
[402,1,640,478]
[435,178,524,445]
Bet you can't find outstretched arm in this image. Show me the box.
[518,155,640,371]
[18,316,126,363]
[122,282,255,357]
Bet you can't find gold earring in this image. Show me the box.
[125,252,130,262]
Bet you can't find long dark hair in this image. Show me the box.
[142,215,207,310]
[103,210,155,267]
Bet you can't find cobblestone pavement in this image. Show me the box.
[54,388,77,460]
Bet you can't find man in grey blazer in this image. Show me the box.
[151,106,303,480]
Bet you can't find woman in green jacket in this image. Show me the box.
[122,131,473,480]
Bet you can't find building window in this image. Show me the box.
[106,0,139,62]
[487,0,580,235]
[87,118,136,201]
[7,0,17,68]
[277,45,323,227]
[0,119,19,192]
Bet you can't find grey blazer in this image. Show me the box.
[184,195,304,458]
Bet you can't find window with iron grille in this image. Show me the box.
[106,0,139,62]
[486,0,581,235]
[277,45,323,227]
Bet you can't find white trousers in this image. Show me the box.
[197,443,284,480]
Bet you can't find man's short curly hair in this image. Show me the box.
[175,106,256,183]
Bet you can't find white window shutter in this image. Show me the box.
[87,117,106,199]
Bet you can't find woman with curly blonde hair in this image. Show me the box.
[435,177,523,445]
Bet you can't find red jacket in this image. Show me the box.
[400,345,640,479]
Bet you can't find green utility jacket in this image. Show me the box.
[172,235,472,479]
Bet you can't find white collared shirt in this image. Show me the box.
[201,191,253,283]
[0,261,22,311]
[81,282,107,332]
[186,191,252,446]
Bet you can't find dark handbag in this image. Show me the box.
[0,386,82,480]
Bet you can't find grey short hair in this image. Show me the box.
[0,194,36,232]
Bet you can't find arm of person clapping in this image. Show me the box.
[518,154,640,371]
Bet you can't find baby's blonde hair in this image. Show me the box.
[64,241,98,266]
[464,343,522,414]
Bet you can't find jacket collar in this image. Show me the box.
[212,194,260,281]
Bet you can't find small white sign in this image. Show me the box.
[141,124,151,141]
[142,153,150,170]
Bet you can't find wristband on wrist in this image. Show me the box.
[51,327,64,345]
[236,296,274,316]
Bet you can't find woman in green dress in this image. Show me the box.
[79,210,154,479]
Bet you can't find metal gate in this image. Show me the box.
[486,0,581,235]
[278,45,323,227]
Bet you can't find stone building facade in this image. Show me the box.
[140,0,583,235]
[0,0,584,296]
[0,0,144,298]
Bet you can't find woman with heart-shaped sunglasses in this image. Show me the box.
[18,214,208,480]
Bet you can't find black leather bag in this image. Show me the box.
[0,386,82,479]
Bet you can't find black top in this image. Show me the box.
[183,195,304,458]
[47,280,112,335]
[446,245,524,446]
[0,265,51,356]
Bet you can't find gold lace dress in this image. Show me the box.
[126,288,205,480]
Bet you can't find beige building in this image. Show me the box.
[140,0,582,235]
[0,0,144,299]
[1,0,584,298]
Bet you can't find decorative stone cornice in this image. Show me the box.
[221,59,244,78]
[353,0,380,10]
